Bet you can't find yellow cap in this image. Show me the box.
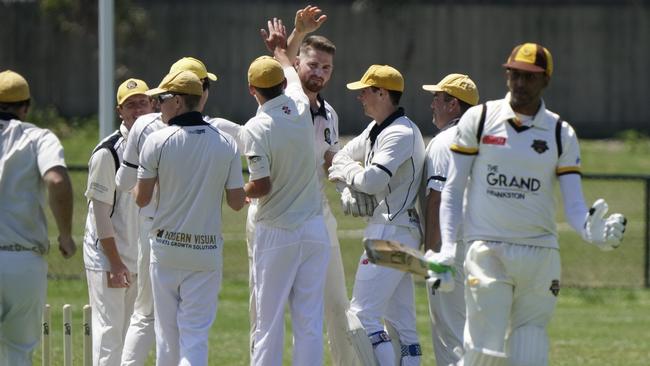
[116,78,149,105]
[422,73,479,106]
[503,43,553,76]
[146,70,203,97]
[247,56,285,88]
[346,65,404,92]
[0,70,30,103]
[169,57,217,81]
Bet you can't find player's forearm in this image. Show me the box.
[424,189,442,252]
[286,28,306,64]
[349,165,390,195]
[134,178,156,207]
[226,187,246,211]
[98,236,124,269]
[45,166,74,238]
[245,177,271,198]
[559,173,589,234]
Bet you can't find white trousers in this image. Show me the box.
[0,251,47,366]
[350,224,421,366]
[150,262,221,366]
[86,269,137,366]
[251,215,330,366]
[122,216,155,365]
[427,241,466,366]
[462,241,560,366]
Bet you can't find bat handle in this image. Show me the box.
[427,261,455,275]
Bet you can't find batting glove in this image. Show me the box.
[340,186,377,217]
[424,249,455,293]
[328,153,364,186]
[583,199,627,251]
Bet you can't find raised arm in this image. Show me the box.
[286,5,327,63]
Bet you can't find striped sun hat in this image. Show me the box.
[502,43,553,76]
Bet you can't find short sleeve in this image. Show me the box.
[36,129,66,176]
[138,134,160,180]
[226,148,245,189]
[243,119,271,180]
[556,122,582,176]
[122,125,140,166]
[425,135,451,193]
[328,107,340,152]
[85,148,117,204]
[450,104,482,155]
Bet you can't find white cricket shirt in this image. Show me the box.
[339,108,425,230]
[0,113,67,254]
[449,93,581,248]
[83,124,139,272]
[139,111,244,271]
[243,67,322,229]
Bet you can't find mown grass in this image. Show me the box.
[31,125,650,365]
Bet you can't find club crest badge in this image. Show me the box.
[531,139,549,154]
[549,279,560,296]
[126,80,138,89]
[282,105,291,115]
[324,128,331,144]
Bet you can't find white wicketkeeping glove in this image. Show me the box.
[340,186,378,217]
[424,249,455,293]
[582,199,627,251]
[328,153,364,186]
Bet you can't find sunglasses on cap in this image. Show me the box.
[156,93,181,104]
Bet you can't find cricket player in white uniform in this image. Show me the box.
[243,7,362,365]
[329,64,426,366]
[420,73,479,366]
[135,70,245,366]
[83,78,153,366]
[0,70,76,366]
[434,43,627,366]
[116,57,243,366]
[245,19,330,366]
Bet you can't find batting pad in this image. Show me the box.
[345,310,378,366]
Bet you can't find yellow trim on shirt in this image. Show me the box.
[556,166,581,175]
[450,144,479,155]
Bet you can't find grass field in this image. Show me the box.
[31,124,650,365]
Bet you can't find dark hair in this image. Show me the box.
[202,78,210,91]
[443,93,472,114]
[371,86,401,106]
[300,35,336,56]
[254,83,284,100]
[180,94,202,111]
[0,99,30,112]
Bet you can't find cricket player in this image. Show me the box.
[116,57,243,366]
[0,70,76,366]
[244,7,362,365]
[420,73,479,366]
[435,43,627,365]
[83,78,153,366]
[245,19,330,366]
[329,64,426,365]
[135,70,245,366]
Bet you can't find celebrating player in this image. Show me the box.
[135,70,245,365]
[0,70,76,366]
[329,64,426,365]
[435,43,627,365]
[420,73,479,366]
[244,18,331,366]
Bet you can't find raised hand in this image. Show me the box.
[294,5,327,34]
[260,17,288,53]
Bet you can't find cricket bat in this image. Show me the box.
[363,239,453,277]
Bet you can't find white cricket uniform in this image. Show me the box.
[138,111,243,366]
[312,95,362,366]
[441,93,581,365]
[0,114,66,366]
[244,66,330,366]
[116,112,165,366]
[422,119,465,366]
[339,109,425,365]
[83,124,139,366]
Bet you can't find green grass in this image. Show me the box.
[33,129,650,365]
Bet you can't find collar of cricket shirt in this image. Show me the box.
[502,92,551,132]
[368,107,405,148]
[310,94,328,121]
[0,112,19,121]
[169,111,209,127]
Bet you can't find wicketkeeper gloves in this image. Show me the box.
[582,199,627,251]
[329,153,364,186]
[339,185,378,217]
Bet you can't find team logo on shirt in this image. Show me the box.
[324,128,331,144]
[549,279,560,296]
[531,139,549,154]
[282,105,291,115]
